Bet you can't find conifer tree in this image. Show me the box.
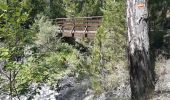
[127,0,154,99]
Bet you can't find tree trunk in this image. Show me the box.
[126,0,154,99]
[9,70,13,100]
[50,0,53,18]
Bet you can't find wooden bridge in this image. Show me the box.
[56,16,102,39]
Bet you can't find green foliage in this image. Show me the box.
[32,15,58,45]
[91,77,102,93]
[0,0,36,97]
[0,0,35,46]
[26,15,80,84]
[45,0,66,18]
[31,45,79,83]
[91,0,126,73]
[149,0,170,30]
[0,48,9,61]
[149,0,170,55]
[63,0,104,17]
[84,0,126,92]
[0,0,128,99]
[23,0,66,19]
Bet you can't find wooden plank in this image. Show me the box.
[75,23,100,26]
[86,27,98,31]
[60,26,99,31]
[56,19,102,24]
[60,24,100,28]
[74,20,102,23]
[74,27,85,30]
[56,16,102,39]
[56,16,102,20]
[74,33,84,38]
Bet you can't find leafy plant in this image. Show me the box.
[0,0,36,99]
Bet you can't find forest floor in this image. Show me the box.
[152,59,170,100]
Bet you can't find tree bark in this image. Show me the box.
[126,0,154,99]
[9,70,13,100]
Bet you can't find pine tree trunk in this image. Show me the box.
[126,0,154,99]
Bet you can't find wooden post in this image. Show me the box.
[126,0,154,99]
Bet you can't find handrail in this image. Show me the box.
[55,16,103,39]
[55,16,103,20]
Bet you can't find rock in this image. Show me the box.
[0,95,9,100]
[55,76,91,100]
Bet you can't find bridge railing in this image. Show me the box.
[55,16,102,39]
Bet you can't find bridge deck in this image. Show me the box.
[55,16,102,39]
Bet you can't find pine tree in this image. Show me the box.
[127,0,154,99]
